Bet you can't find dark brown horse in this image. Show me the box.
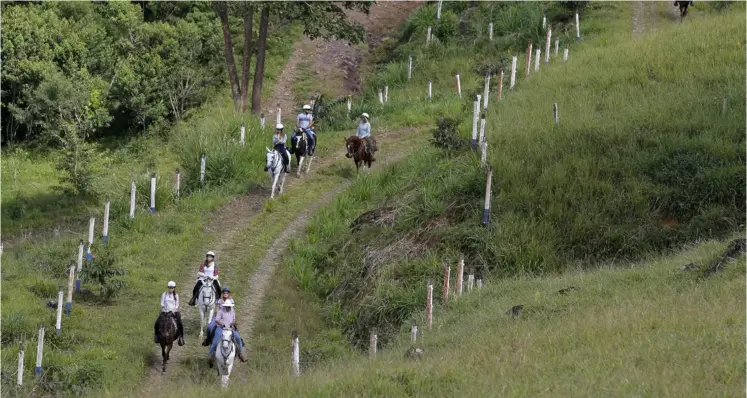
[156,312,178,373]
[674,1,693,21]
[345,136,375,172]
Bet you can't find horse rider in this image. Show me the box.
[188,251,221,306]
[268,123,290,173]
[349,112,377,161]
[294,104,316,155]
[208,301,247,364]
[203,287,234,345]
[154,281,185,346]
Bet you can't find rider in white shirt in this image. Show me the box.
[154,281,185,346]
[188,251,221,306]
[294,105,316,155]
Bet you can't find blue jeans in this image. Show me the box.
[209,326,244,355]
[305,130,316,154]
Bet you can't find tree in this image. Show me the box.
[240,4,254,113]
[250,6,270,114]
[213,1,241,113]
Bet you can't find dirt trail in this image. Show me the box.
[632,1,683,37]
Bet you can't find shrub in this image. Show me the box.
[430,117,468,151]
[79,248,127,301]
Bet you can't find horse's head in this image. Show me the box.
[265,147,276,168]
[345,136,360,157]
[200,280,215,302]
[220,328,234,349]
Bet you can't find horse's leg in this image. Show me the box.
[306,156,313,174]
[199,306,205,341]
[297,156,304,177]
[166,342,172,361]
[279,172,287,194]
[271,172,279,199]
[161,344,167,373]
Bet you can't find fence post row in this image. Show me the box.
[483,73,490,111]
[564,48,569,62]
[575,12,581,40]
[456,74,462,98]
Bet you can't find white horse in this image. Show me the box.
[215,328,236,388]
[197,277,217,341]
[265,147,288,199]
[294,131,314,178]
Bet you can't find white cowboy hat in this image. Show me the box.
[276,123,284,130]
[206,251,216,257]
[167,281,176,287]
[222,301,235,307]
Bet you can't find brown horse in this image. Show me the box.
[345,136,375,172]
[156,312,178,373]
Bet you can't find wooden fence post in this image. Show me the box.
[369,329,377,357]
[102,199,110,245]
[411,320,418,344]
[479,114,486,152]
[483,73,490,111]
[35,325,44,377]
[55,289,63,333]
[87,217,95,261]
[457,254,464,297]
[442,264,450,306]
[129,180,136,219]
[553,103,559,125]
[483,167,493,225]
[17,342,24,386]
[426,281,433,330]
[525,41,533,78]
[200,154,206,186]
[76,240,84,292]
[66,263,75,316]
[497,70,504,101]
[291,331,300,377]
[481,139,488,168]
[510,57,517,89]
[149,173,156,213]
[408,56,413,80]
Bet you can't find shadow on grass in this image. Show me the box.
[1,191,94,237]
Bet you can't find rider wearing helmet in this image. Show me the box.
[188,251,221,306]
[269,124,290,173]
[350,113,376,161]
[294,104,316,155]
[208,301,247,364]
[204,287,234,345]
[154,281,185,346]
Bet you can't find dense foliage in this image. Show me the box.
[1,1,224,145]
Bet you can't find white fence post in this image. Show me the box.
[291,331,300,377]
[347,96,352,115]
[483,167,493,225]
[384,86,389,103]
[87,217,95,261]
[200,154,206,186]
[428,80,432,101]
[545,28,552,63]
[411,320,418,344]
[149,173,156,213]
[479,115,486,151]
[260,113,266,130]
[55,289,63,333]
[471,100,479,149]
[481,140,488,167]
[563,48,569,61]
[240,123,246,145]
[35,325,44,377]
[102,199,110,245]
[76,240,84,292]
[542,15,547,30]
[408,56,413,80]
[66,263,75,316]
[483,74,490,111]
[442,264,450,306]
[456,74,461,98]
[437,0,442,20]
[554,39,559,57]
[17,342,24,386]
[369,329,377,357]
[378,88,384,105]
[129,180,136,219]
[175,169,181,201]
[510,56,517,89]
[426,281,433,330]
[426,26,432,44]
[477,279,483,289]
[489,22,493,41]
[553,103,559,125]
[467,273,475,292]
[535,49,541,72]
[457,254,464,297]
[525,41,533,78]
[576,12,581,40]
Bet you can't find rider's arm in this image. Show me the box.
[308,115,314,129]
[296,114,302,128]
[174,293,179,311]
[160,292,166,311]
[215,310,225,326]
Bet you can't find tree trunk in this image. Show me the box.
[251,7,270,115]
[214,2,242,113]
[240,5,254,113]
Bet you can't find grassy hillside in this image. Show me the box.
[173,236,745,396]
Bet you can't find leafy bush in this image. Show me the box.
[54,131,98,198]
[430,118,468,151]
[79,248,127,301]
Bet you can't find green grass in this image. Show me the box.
[163,235,746,397]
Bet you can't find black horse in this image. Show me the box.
[156,312,178,373]
[291,130,308,168]
[674,1,694,21]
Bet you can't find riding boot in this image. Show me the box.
[237,350,247,363]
